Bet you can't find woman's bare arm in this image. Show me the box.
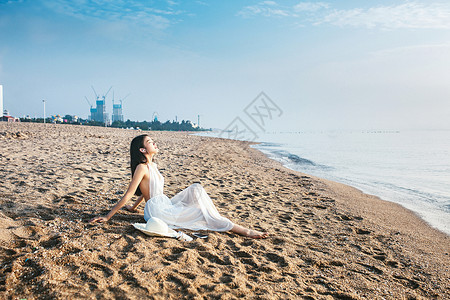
[89,164,147,223]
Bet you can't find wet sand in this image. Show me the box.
[0,122,449,299]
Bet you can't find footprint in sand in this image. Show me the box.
[219,274,233,284]
[40,235,62,249]
[386,260,399,268]
[21,259,45,281]
[271,237,287,246]
[313,205,327,210]
[357,262,384,275]
[265,253,289,268]
[279,212,293,223]
[393,275,421,289]
[198,251,230,266]
[355,228,371,235]
[90,263,114,277]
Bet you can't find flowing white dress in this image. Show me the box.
[143,163,234,231]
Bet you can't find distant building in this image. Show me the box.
[51,115,63,123]
[1,116,16,122]
[112,102,123,122]
[90,97,109,124]
[2,109,20,122]
[62,115,79,123]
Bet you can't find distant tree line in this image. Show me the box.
[111,119,205,131]
[20,116,208,131]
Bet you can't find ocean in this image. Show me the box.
[197,130,450,236]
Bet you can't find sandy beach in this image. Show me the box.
[0,122,448,299]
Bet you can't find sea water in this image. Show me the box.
[198,130,450,235]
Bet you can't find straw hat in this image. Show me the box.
[133,217,193,241]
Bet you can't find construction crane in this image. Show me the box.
[88,86,112,124]
[104,86,112,100]
[91,85,112,101]
[114,93,130,107]
[84,96,93,108]
[91,86,98,100]
[120,93,130,105]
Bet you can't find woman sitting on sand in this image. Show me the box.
[90,134,268,239]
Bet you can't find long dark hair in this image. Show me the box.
[130,134,149,196]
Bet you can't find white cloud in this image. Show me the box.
[294,2,329,13]
[237,1,294,18]
[194,1,209,6]
[319,2,450,29]
[42,0,183,29]
[238,1,450,30]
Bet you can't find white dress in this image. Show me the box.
[143,163,234,231]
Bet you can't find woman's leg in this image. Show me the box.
[231,224,269,239]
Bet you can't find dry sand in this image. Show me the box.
[0,122,448,299]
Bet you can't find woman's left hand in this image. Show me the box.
[124,204,137,212]
[89,216,108,223]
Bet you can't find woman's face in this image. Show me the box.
[142,136,159,155]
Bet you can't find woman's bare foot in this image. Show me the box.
[231,224,269,239]
[245,229,269,239]
[124,204,137,212]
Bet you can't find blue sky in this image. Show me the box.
[1,0,450,130]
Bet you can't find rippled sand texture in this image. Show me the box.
[0,122,449,299]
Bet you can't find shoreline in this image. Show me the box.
[242,134,450,237]
[253,142,450,237]
[235,135,450,256]
[248,141,450,267]
[1,122,449,299]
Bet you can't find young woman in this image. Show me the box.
[89,134,268,239]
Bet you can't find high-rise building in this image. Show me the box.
[112,101,123,122]
[88,86,111,124]
[90,96,109,124]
